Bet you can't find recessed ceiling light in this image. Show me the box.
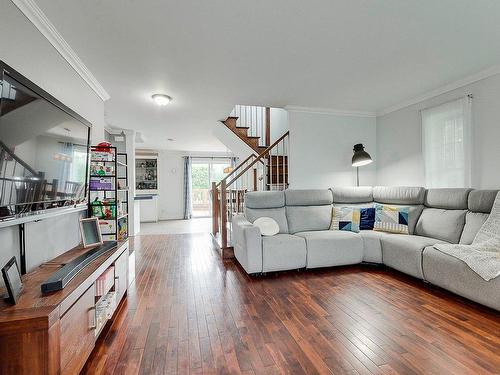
[152,94,172,106]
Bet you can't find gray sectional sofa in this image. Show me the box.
[232,186,500,311]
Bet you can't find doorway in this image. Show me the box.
[191,158,230,217]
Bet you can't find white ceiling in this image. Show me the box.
[35,0,500,151]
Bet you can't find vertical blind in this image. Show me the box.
[421,97,472,188]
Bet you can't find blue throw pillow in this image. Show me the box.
[360,207,375,230]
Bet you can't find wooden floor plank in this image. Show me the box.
[83,234,500,375]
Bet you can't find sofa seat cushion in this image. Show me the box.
[380,234,446,279]
[422,247,500,311]
[262,234,306,272]
[358,230,389,263]
[295,230,363,268]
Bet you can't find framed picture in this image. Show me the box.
[2,257,23,304]
[80,217,103,248]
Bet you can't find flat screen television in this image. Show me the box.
[0,61,91,222]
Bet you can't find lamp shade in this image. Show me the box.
[352,144,373,167]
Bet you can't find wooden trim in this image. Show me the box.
[220,181,227,249]
[265,107,271,146]
[211,182,219,234]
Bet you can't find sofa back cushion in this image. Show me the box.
[424,188,472,209]
[285,189,333,206]
[415,188,471,243]
[331,186,373,204]
[467,189,498,213]
[459,212,489,245]
[372,186,425,234]
[373,186,425,205]
[415,209,466,243]
[285,189,333,234]
[246,191,285,209]
[245,191,289,233]
[459,189,499,244]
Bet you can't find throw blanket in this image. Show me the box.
[434,192,500,281]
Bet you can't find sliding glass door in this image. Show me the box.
[191,158,231,217]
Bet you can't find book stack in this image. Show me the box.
[95,266,114,297]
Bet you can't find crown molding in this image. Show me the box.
[378,64,500,116]
[11,0,110,101]
[284,105,376,118]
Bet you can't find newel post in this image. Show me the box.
[220,180,228,248]
[212,182,219,235]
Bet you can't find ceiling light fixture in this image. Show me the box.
[152,94,172,106]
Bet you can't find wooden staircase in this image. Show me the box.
[221,116,268,154]
[267,155,288,190]
[221,106,289,190]
[212,131,290,253]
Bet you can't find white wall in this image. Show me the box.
[0,2,107,280]
[377,73,500,188]
[0,2,105,143]
[288,110,377,189]
[157,151,185,220]
[270,108,289,143]
[213,124,254,161]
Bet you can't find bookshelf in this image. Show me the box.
[88,146,129,241]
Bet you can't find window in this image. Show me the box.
[422,97,472,188]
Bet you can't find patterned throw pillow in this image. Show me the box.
[373,204,409,234]
[330,207,360,233]
[360,207,376,230]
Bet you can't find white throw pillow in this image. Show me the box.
[253,217,280,236]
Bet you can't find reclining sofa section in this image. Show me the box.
[232,187,500,311]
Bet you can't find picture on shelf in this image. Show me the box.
[118,218,128,241]
[99,220,116,235]
[89,177,113,191]
[91,150,114,161]
[80,217,103,248]
[90,197,116,219]
[90,162,114,176]
[1,257,23,305]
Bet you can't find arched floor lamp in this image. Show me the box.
[352,143,373,187]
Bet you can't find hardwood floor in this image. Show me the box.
[82,233,500,375]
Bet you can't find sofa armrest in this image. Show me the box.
[232,215,262,274]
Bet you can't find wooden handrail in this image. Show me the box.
[226,131,289,187]
[215,153,257,188]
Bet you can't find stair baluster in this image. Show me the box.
[212,131,290,253]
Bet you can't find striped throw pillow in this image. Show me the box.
[373,204,409,234]
[330,206,361,233]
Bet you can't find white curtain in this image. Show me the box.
[422,96,472,188]
[183,156,192,219]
